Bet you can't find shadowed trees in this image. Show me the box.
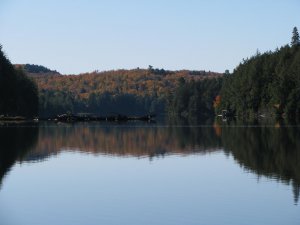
[0,45,39,117]
[167,78,223,119]
[220,31,300,119]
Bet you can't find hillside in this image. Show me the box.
[15,64,61,77]
[18,65,221,117]
[220,44,300,119]
[167,28,300,120]
[30,67,221,99]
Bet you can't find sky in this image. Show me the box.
[0,0,299,74]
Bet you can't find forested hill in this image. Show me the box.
[18,65,221,117]
[220,44,300,119]
[168,28,300,120]
[30,67,221,98]
[15,64,60,77]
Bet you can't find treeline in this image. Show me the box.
[170,27,300,120]
[5,27,299,119]
[167,77,223,118]
[15,64,60,76]
[39,90,165,117]
[0,45,38,117]
[220,44,300,119]
[23,64,59,74]
[32,67,220,99]
[30,66,220,117]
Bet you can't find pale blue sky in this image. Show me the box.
[0,0,299,74]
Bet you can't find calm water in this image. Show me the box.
[0,121,299,225]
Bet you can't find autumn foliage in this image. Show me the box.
[31,68,221,99]
[19,65,221,117]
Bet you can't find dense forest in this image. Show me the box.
[169,27,300,120]
[220,45,300,119]
[20,65,220,117]
[219,27,300,119]
[167,77,223,119]
[0,45,38,117]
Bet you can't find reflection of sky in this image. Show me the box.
[0,152,298,225]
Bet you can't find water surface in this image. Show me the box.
[0,122,299,225]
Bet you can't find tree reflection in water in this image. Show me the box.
[221,125,300,204]
[0,124,39,188]
[0,121,299,204]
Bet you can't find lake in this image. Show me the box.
[0,121,299,225]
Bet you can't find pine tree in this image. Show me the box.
[291,27,300,47]
[0,44,39,117]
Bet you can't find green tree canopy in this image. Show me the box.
[220,44,300,119]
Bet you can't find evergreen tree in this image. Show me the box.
[0,45,38,117]
[220,44,300,119]
[291,27,300,47]
[167,78,223,118]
